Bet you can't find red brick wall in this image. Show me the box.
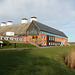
[55,37,68,45]
[38,33,47,46]
[25,34,47,46]
[26,36,32,42]
[24,34,68,46]
[38,34,68,46]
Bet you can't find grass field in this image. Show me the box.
[0,46,75,75]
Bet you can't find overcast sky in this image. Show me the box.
[0,0,75,42]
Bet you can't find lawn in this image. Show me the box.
[0,46,75,75]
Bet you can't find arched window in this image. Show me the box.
[32,36,34,40]
[36,36,38,39]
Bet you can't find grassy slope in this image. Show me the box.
[0,46,75,75]
[31,46,75,63]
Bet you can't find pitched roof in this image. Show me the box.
[0,20,67,38]
[33,21,67,38]
[0,23,30,35]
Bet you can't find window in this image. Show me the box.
[0,36,4,40]
[9,37,13,40]
[51,42,52,45]
[53,37,55,41]
[18,38,20,41]
[19,38,22,41]
[44,42,46,45]
[14,38,16,40]
[50,37,52,41]
[27,31,29,35]
[4,37,8,40]
[53,42,55,46]
[49,42,50,45]
[49,36,50,40]
[36,36,37,39]
[55,43,56,46]
[44,36,46,40]
[42,35,43,40]
[16,38,19,41]
[42,42,43,45]
[45,43,46,45]
[22,38,26,41]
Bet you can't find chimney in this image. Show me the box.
[1,22,6,26]
[22,18,28,23]
[7,21,12,26]
[30,16,37,22]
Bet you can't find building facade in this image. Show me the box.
[0,17,68,46]
[26,20,68,46]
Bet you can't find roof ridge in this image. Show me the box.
[0,23,30,28]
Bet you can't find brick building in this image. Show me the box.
[0,17,68,46]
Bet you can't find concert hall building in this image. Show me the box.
[0,16,68,46]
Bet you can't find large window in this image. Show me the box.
[49,36,55,41]
[27,23,39,35]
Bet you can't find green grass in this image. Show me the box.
[1,43,36,48]
[0,46,75,75]
[31,46,75,63]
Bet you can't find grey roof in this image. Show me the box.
[0,20,67,38]
[33,21,67,38]
[0,23,30,35]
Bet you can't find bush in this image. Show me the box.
[0,40,11,46]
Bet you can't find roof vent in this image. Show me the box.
[1,22,6,26]
[7,21,12,26]
[22,18,28,23]
[30,16,37,22]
